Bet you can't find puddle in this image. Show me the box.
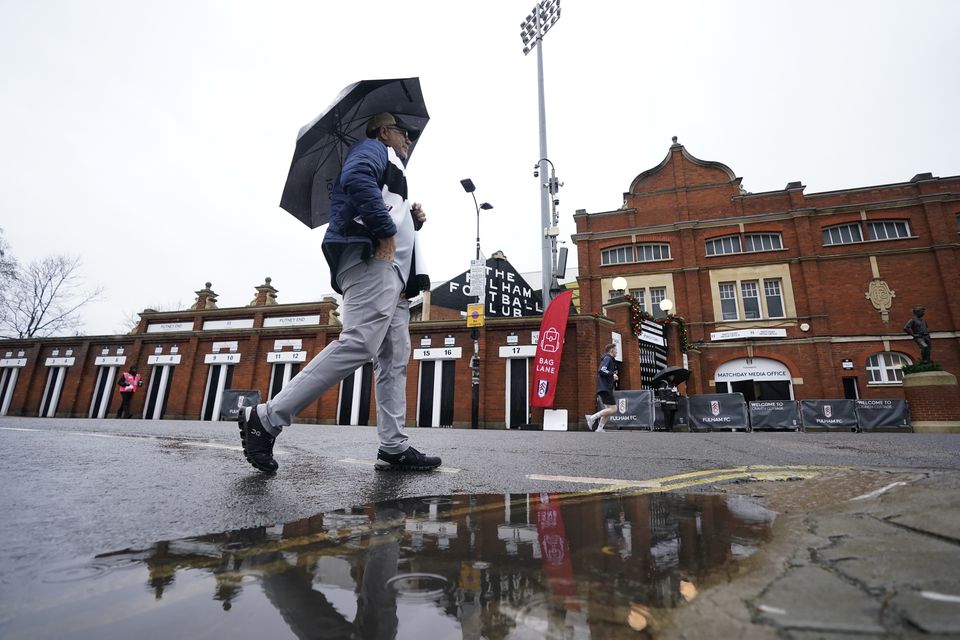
[2,492,775,639]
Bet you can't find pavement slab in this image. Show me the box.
[753,565,885,634]
[892,588,960,634]
[814,514,960,592]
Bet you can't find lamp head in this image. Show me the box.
[460,178,476,193]
[611,276,628,292]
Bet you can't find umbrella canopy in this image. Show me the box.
[279,77,429,229]
[651,366,691,387]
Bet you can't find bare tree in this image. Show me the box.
[0,254,103,339]
[0,230,16,294]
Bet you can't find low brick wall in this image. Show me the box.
[902,371,960,433]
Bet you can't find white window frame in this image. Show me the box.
[867,220,910,241]
[601,243,671,265]
[743,233,783,252]
[866,352,912,384]
[719,282,739,320]
[601,246,634,266]
[763,279,785,318]
[650,287,667,319]
[629,288,646,313]
[706,235,742,256]
[741,281,761,319]
[823,223,864,245]
[636,243,671,262]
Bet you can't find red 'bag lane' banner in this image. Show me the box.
[534,493,579,609]
[530,290,574,408]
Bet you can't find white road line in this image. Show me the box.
[1,426,246,452]
[527,474,661,488]
[850,481,908,501]
[920,591,960,603]
[179,441,244,452]
[757,604,787,615]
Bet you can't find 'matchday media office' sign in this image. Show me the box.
[430,257,544,317]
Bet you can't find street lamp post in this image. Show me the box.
[534,158,563,297]
[520,0,562,308]
[460,178,493,430]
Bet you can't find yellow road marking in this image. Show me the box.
[528,465,837,493]
[527,474,661,488]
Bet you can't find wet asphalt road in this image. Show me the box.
[2,415,958,577]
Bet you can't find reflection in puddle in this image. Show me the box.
[5,492,774,639]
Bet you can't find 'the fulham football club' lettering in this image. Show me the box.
[530,291,574,408]
[429,257,544,318]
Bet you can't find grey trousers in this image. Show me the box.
[257,258,411,454]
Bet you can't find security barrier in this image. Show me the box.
[608,390,656,430]
[678,393,750,432]
[606,394,912,433]
[800,400,858,432]
[749,400,802,431]
[855,399,911,431]
[219,389,262,421]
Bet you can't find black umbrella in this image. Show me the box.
[651,366,690,387]
[279,77,430,229]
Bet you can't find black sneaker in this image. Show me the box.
[237,407,278,473]
[374,446,441,472]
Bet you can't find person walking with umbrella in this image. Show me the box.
[586,344,619,432]
[238,111,440,473]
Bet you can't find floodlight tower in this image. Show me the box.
[520,0,562,307]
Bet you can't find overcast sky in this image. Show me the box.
[2,0,958,337]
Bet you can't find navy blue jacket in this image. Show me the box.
[321,138,427,296]
[596,354,617,393]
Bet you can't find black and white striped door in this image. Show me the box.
[337,362,373,426]
[268,362,302,400]
[500,344,537,428]
[88,365,118,419]
[39,366,68,417]
[0,365,22,416]
[143,365,173,420]
[201,364,235,421]
[39,353,75,418]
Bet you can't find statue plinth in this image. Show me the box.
[903,370,960,433]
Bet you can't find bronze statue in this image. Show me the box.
[903,306,932,363]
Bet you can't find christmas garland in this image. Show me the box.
[623,293,698,352]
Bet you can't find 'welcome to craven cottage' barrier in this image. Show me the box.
[606,392,911,433]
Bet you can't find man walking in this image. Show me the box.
[238,112,440,473]
[116,365,141,419]
[586,344,619,432]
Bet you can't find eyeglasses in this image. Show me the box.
[386,126,411,140]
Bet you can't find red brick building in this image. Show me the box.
[573,137,960,402]
[0,275,615,429]
[3,140,957,427]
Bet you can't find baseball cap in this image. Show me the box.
[365,112,420,140]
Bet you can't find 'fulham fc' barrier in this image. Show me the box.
[607,392,911,433]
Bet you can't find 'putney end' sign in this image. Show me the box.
[431,257,544,317]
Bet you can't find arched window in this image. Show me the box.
[601,243,671,266]
[866,352,912,384]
